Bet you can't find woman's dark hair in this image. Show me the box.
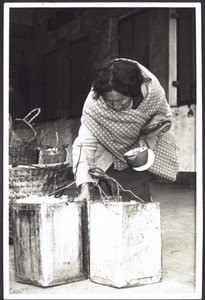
[92,59,144,99]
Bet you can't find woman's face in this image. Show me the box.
[102,90,132,112]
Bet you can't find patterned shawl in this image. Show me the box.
[82,60,179,181]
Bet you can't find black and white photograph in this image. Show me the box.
[2,1,203,299]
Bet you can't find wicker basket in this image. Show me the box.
[9,142,39,166]
[9,162,72,203]
[9,108,41,166]
[37,131,68,165]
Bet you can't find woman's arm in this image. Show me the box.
[72,123,99,187]
[72,122,99,201]
[138,77,173,150]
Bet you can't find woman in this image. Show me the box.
[72,58,178,202]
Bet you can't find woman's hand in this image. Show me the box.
[75,183,91,202]
[138,136,159,151]
[138,117,171,150]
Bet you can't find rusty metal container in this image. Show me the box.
[10,196,88,287]
[89,201,162,288]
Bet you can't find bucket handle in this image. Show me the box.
[23,107,41,124]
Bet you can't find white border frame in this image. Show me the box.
[3,2,203,300]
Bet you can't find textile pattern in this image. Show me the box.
[82,60,179,181]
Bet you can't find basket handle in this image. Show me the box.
[23,108,41,124]
[39,130,59,148]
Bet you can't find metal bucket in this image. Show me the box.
[11,196,88,287]
[89,201,162,288]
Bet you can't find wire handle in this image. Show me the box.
[88,167,145,203]
[10,109,40,144]
[23,107,41,123]
[39,130,59,148]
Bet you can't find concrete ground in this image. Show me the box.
[7,183,201,299]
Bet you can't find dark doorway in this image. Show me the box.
[177,8,196,105]
[69,36,92,118]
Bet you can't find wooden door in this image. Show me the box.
[119,9,150,68]
[69,36,92,118]
[42,39,67,121]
